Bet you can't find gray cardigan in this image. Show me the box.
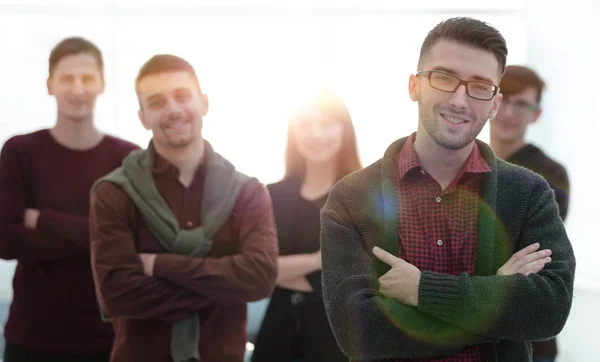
[320,137,576,362]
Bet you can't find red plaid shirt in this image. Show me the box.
[393,133,491,362]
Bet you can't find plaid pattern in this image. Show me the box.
[394,134,491,362]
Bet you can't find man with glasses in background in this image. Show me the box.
[320,17,575,362]
[490,65,570,362]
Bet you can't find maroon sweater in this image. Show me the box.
[90,148,279,362]
[0,129,139,355]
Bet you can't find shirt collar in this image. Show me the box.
[396,132,491,180]
[150,141,206,180]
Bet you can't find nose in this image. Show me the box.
[448,84,469,110]
[165,98,184,119]
[71,78,85,95]
[310,122,323,137]
[310,122,327,139]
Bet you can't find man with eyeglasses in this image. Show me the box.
[320,17,575,362]
[490,65,570,362]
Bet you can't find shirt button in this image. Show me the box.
[435,197,442,203]
[437,239,443,246]
[186,221,193,227]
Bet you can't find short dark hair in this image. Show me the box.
[418,17,508,76]
[49,37,103,77]
[500,65,546,104]
[135,54,200,95]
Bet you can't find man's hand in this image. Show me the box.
[373,247,421,307]
[23,209,40,229]
[139,253,157,276]
[497,243,552,276]
[312,250,322,270]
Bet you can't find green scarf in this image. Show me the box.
[92,140,250,362]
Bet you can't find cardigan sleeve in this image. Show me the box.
[417,185,575,341]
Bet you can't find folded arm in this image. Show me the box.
[152,181,279,304]
[91,182,210,322]
[0,141,86,262]
[417,187,576,341]
[37,210,90,248]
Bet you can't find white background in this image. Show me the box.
[0,0,598,360]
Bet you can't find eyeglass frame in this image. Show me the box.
[415,70,500,101]
[499,98,539,116]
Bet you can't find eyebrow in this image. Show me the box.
[174,88,192,94]
[144,94,164,104]
[430,66,495,85]
[144,87,192,101]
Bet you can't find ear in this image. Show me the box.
[200,93,209,117]
[488,92,504,120]
[138,109,150,130]
[47,77,53,96]
[408,74,420,102]
[531,107,542,124]
[99,76,106,95]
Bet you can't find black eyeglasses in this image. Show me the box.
[416,70,499,101]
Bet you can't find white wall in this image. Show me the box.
[523,0,600,291]
[555,286,599,362]
[521,3,600,359]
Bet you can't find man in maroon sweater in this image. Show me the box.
[0,37,139,362]
[89,54,278,362]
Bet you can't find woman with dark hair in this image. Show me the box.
[251,89,361,362]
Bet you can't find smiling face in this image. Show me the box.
[137,71,208,151]
[47,53,105,122]
[409,39,503,150]
[491,87,541,144]
[291,106,344,165]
